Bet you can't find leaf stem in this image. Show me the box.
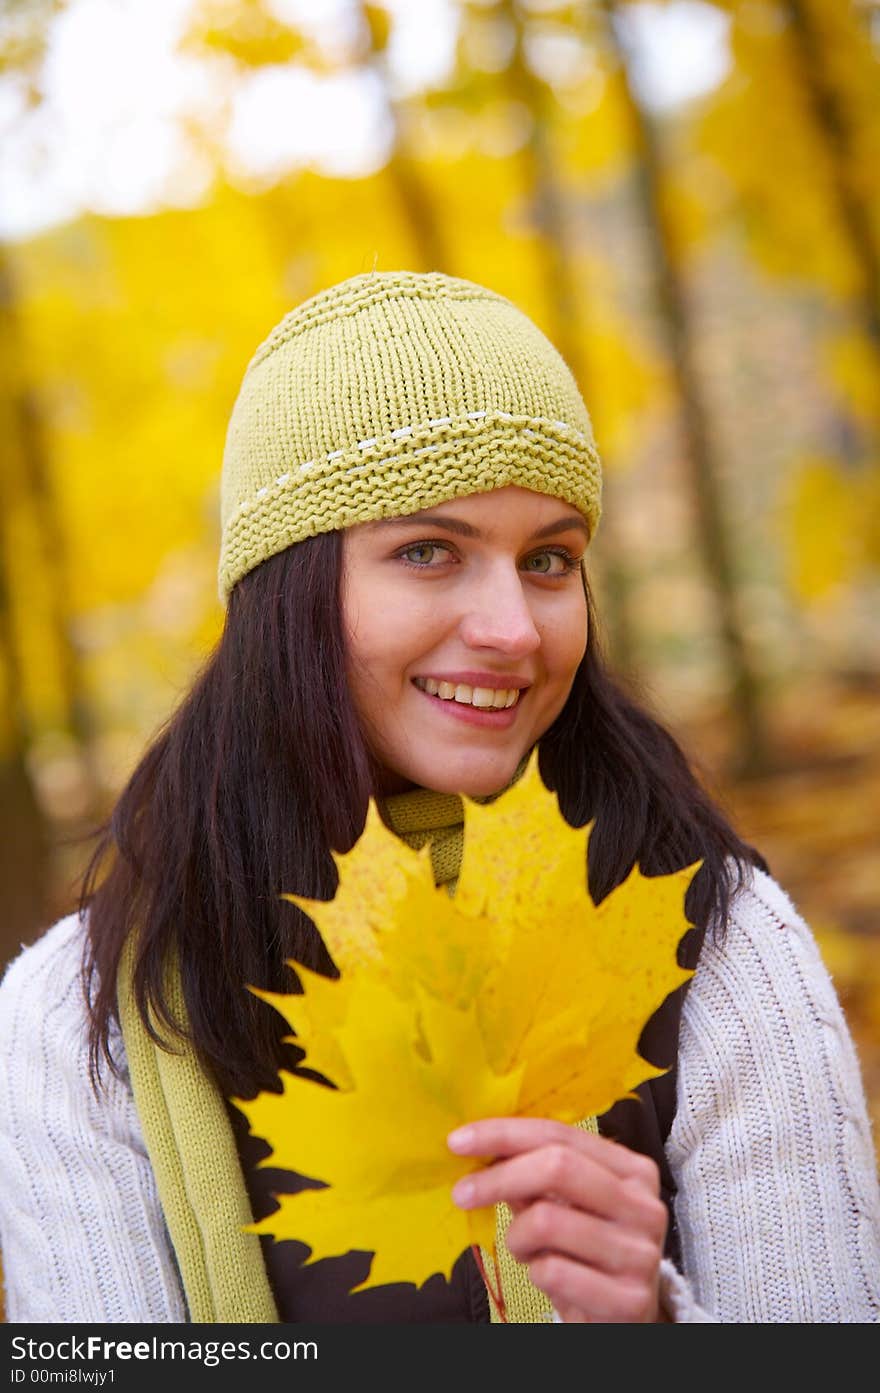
[471,1244,508,1323]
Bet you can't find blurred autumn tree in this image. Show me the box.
[696,0,880,604]
[0,2,878,1147]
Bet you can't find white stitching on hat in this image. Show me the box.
[235,412,588,516]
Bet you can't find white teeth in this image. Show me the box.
[414,677,522,708]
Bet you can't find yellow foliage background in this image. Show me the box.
[1,0,878,1206]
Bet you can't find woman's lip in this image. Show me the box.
[413,685,521,728]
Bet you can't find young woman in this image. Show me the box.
[1,270,879,1324]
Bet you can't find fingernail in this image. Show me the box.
[452,1178,475,1206]
[447,1126,475,1151]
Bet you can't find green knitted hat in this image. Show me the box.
[219,269,602,601]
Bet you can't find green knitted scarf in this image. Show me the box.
[118,785,596,1323]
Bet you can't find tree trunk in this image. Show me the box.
[0,469,51,957]
[0,251,98,959]
[601,0,768,774]
[784,0,880,355]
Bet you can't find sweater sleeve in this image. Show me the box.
[663,869,880,1322]
[0,914,187,1323]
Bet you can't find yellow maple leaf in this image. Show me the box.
[236,754,699,1291]
[239,976,520,1288]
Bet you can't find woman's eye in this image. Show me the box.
[523,550,574,575]
[400,542,448,566]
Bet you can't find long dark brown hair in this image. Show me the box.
[81,531,766,1099]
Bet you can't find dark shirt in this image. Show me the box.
[228,1102,490,1323]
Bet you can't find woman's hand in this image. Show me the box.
[448,1117,668,1323]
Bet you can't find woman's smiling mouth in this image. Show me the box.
[412,674,528,725]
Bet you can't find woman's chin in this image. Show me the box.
[421,756,528,800]
[372,737,533,801]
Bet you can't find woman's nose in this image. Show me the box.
[458,567,541,656]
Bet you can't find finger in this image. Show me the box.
[448,1117,657,1185]
[552,1301,592,1324]
[526,1254,660,1324]
[452,1145,667,1243]
[505,1200,663,1283]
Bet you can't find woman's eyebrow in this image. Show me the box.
[371,512,589,541]
[529,515,590,541]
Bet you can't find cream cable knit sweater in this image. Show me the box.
[1,868,879,1324]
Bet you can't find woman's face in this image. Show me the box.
[341,485,589,797]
